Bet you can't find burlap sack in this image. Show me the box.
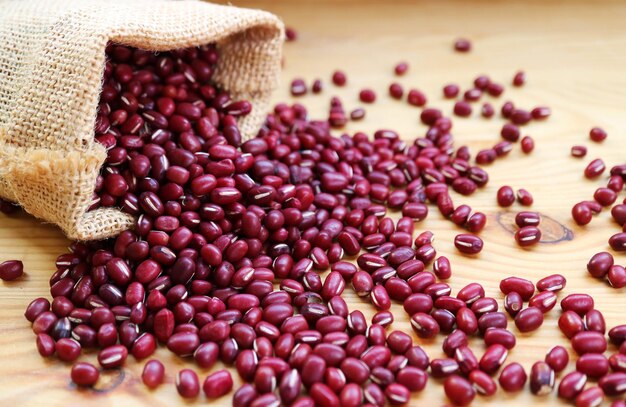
[0,0,283,241]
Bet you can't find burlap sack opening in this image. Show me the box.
[0,0,284,241]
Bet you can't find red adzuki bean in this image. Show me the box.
[499,362,527,392]
[71,362,99,387]
[589,127,607,142]
[444,375,475,406]
[571,145,587,158]
[454,234,483,254]
[0,260,23,281]
[454,38,472,52]
[142,360,165,389]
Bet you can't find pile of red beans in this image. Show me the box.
[6,39,626,407]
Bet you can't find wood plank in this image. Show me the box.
[1,0,626,405]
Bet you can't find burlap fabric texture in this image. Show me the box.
[0,0,283,241]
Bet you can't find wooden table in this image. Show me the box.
[2,0,626,405]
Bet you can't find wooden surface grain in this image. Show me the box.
[2,0,626,405]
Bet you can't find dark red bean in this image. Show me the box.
[233,384,257,407]
[332,71,347,86]
[515,306,543,332]
[0,260,23,281]
[545,346,569,372]
[529,291,557,313]
[56,338,81,362]
[478,312,508,334]
[585,158,606,179]
[499,362,527,392]
[203,369,233,398]
[515,226,541,247]
[410,313,439,338]
[558,371,587,400]
[501,101,515,118]
[382,331,409,356]
[36,333,55,357]
[576,387,604,407]
[500,277,535,300]
[404,346,429,371]
[612,204,626,225]
[339,383,363,407]
[572,202,593,226]
[476,149,496,165]
[142,359,165,389]
[530,361,555,395]
[340,357,369,385]
[584,309,606,333]
[290,79,307,96]
[536,274,566,292]
[608,176,624,192]
[310,383,339,407]
[484,328,516,350]
[132,333,156,359]
[435,296,465,315]
[454,38,471,52]
[587,252,614,278]
[512,71,526,86]
[71,362,99,387]
[443,84,460,98]
[403,293,433,315]
[384,383,410,405]
[279,369,301,404]
[589,127,607,142]
[471,297,498,316]
[174,369,199,398]
[359,89,376,103]
[599,373,626,397]
[516,211,541,227]
[454,234,483,254]
[396,366,427,392]
[454,346,478,374]
[96,323,118,348]
[456,307,478,335]
[501,124,520,142]
[479,344,508,374]
[497,186,515,207]
[394,61,409,75]
[521,136,535,153]
[98,344,127,368]
[576,353,609,378]
[511,109,532,125]
[402,202,428,220]
[470,370,497,396]
[454,101,472,117]
[571,331,607,355]
[561,293,594,315]
[559,310,585,338]
[444,375,475,406]
[609,232,626,251]
[430,358,460,378]
[25,298,51,322]
[594,187,617,206]
[516,188,533,206]
[389,83,404,99]
[408,89,427,107]
[609,325,626,345]
[466,212,487,233]
[571,145,587,158]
